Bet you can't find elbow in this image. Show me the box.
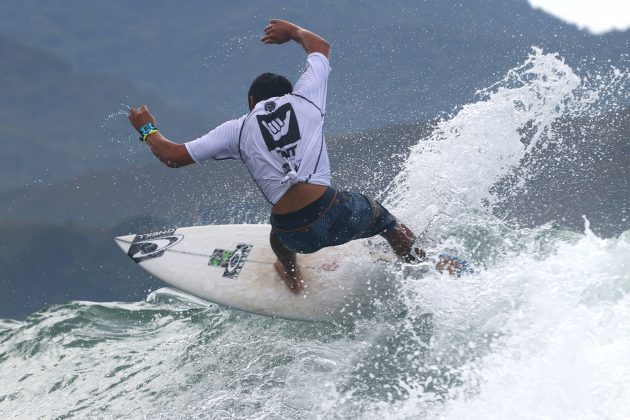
[163,157,184,168]
[319,39,330,58]
[307,34,330,58]
[158,153,181,168]
[160,144,192,168]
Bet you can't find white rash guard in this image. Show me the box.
[185,52,332,205]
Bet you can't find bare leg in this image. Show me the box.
[270,231,304,294]
[379,222,425,263]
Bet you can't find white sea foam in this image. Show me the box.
[364,226,628,419]
[371,48,630,419]
[384,48,588,233]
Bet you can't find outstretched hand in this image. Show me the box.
[128,105,156,131]
[261,19,330,57]
[261,19,299,44]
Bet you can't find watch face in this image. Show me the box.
[140,123,154,135]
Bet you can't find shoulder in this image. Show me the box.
[307,52,330,66]
[305,52,331,76]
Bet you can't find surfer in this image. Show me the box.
[128,19,461,293]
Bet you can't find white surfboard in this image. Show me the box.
[114,224,422,322]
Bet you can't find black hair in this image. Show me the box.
[247,73,293,105]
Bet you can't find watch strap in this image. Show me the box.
[138,122,158,141]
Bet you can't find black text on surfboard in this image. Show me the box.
[127,229,183,263]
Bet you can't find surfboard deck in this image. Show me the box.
[114,224,423,322]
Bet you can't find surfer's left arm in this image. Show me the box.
[128,105,194,168]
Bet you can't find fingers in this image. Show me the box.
[128,105,149,115]
[127,105,154,129]
[261,35,277,44]
[262,22,274,43]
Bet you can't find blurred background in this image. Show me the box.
[1,0,628,319]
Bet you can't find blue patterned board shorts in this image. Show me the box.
[270,187,398,254]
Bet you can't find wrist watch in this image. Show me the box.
[138,122,158,142]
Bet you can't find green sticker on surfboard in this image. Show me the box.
[208,244,253,279]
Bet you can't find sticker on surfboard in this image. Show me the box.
[209,243,253,279]
[127,229,184,263]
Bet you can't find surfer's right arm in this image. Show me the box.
[128,105,194,168]
[261,19,330,58]
[263,20,331,114]
[129,105,242,166]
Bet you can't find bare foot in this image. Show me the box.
[435,255,472,276]
[436,257,459,275]
[274,260,304,294]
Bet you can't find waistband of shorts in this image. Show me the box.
[270,187,337,231]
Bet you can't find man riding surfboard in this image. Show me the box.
[128,19,465,293]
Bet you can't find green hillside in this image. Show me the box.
[0,0,628,132]
[0,33,213,192]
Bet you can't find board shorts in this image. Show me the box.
[270,187,398,254]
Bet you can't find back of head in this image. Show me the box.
[248,73,293,105]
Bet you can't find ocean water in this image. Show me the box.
[1,49,629,419]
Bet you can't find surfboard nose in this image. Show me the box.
[113,234,135,253]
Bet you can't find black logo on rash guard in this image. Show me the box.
[256,103,301,152]
[264,101,276,113]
